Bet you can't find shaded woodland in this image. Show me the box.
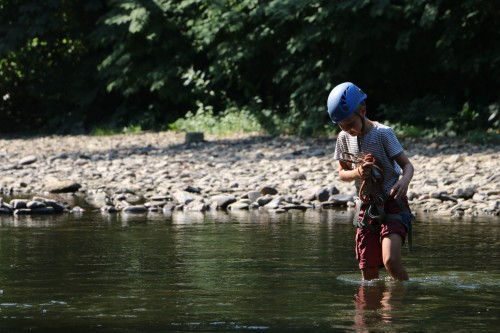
[0,0,498,135]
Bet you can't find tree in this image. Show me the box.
[1,0,498,134]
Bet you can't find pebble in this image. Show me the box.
[0,132,497,218]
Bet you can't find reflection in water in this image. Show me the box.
[172,211,205,224]
[353,281,406,333]
[1,214,67,228]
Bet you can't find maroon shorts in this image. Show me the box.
[355,198,408,270]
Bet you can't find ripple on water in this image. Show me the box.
[337,271,500,290]
[410,271,500,290]
[336,274,398,286]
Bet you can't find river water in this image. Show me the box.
[0,208,498,332]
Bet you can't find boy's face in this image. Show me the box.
[338,104,365,136]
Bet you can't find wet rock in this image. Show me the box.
[329,194,354,204]
[315,187,331,202]
[172,190,196,205]
[264,197,283,209]
[320,201,345,208]
[101,205,119,213]
[211,194,236,209]
[228,201,250,210]
[162,203,176,213]
[85,191,109,208]
[283,204,309,211]
[186,200,208,212]
[245,191,262,202]
[71,206,85,213]
[27,201,46,209]
[122,205,148,213]
[10,199,29,209]
[0,207,12,214]
[256,195,273,206]
[14,207,55,215]
[114,200,130,210]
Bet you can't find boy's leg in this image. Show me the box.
[381,233,408,281]
[361,267,380,280]
[356,228,383,280]
[380,198,410,281]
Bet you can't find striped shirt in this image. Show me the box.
[334,122,403,193]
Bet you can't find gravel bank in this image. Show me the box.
[0,132,498,218]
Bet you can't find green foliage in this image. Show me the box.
[386,123,425,139]
[0,0,105,133]
[379,96,455,130]
[486,103,499,129]
[0,0,499,135]
[466,129,500,145]
[169,106,262,136]
[92,124,142,136]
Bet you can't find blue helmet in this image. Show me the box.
[327,82,367,124]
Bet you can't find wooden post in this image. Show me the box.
[185,132,204,144]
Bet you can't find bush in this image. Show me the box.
[169,106,263,136]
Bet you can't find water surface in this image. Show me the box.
[0,209,498,332]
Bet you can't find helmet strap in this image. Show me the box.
[357,113,366,134]
[356,113,366,151]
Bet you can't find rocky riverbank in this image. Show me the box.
[0,132,498,218]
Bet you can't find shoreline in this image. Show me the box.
[0,132,498,218]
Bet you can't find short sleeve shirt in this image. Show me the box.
[333,122,403,193]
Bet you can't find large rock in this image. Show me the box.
[18,155,37,165]
[329,194,354,204]
[259,186,278,196]
[45,180,82,193]
[228,201,250,210]
[297,186,339,202]
[122,205,148,213]
[10,199,29,209]
[211,194,237,209]
[172,190,197,205]
[452,187,476,199]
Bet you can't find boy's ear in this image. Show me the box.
[358,101,367,115]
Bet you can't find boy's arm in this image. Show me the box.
[338,160,373,182]
[391,152,414,199]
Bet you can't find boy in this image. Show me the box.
[327,82,414,281]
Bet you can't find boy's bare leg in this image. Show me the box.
[382,233,409,281]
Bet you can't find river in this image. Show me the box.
[0,209,499,332]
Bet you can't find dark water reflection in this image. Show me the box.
[0,209,498,332]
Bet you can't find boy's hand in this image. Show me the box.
[357,153,375,179]
[357,161,374,179]
[390,178,410,199]
[392,152,414,199]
